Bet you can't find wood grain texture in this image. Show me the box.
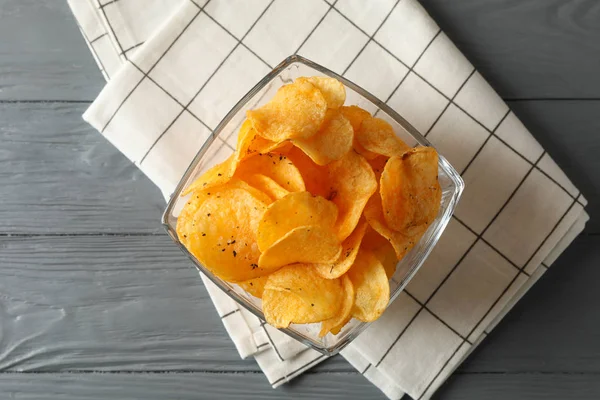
[0,372,598,400]
[422,0,600,99]
[0,0,104,101]
[0,103,165,234]
[1,101,597,235]
[0,234,350,373]
[0,372,388,400]
[2,0,600,101]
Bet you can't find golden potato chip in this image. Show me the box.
[247,80,327,141]
[347,248,390,322]
[181,153,236,196]
[285,147,330,198]
[327,150,377,241]
[234,152,306,193]
[242,173,289,201]
[380,146,441,232]
[177,179,270,242]
[361,227,397,278]
[356,116,410,158]
[184,185,272,282]
[340,105,371,132]
[263,264,343,328]
[258,225,342,270]
[297,76,345,109]
[292,109,354,165]
[319,275,354,337]
[340,106,378,160]
[363,193,421,260]
[257,191,338,252]
[238,275,269,299]
[314,220,368,279]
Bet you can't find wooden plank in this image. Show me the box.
[438,373,600,400]
[2,0,600,101]
[506,100,600,232]
[0,233,597,374]
[0,234,350,372]
[2,100,597,234]
[422,0,600,99]
[0,372,389,400]
[459,234,600,373]
[0,103,164,234]
[0,0,104,101]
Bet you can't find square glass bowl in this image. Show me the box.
[162,55,464,355]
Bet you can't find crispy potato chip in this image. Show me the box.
[314,220,368,279]
[247,80,327,141]
[257,191,338,252]
[319,275,354,337]
[184,185,272,282]
[356,116,410,158]
[340,105,371,132]
[292,109,354,165]
[347,248,390,322]
[238,275,269,299]
[340,106,378,160]
[380,146,441,232]
[263,265,343,328]
[234,152,305,193]
[177,179,270,242]
[285,147,330,198]
[258,225,342,270]
[181,153,236,196]
[368,155,389,181]
[297,76,345,109]
[361,227,397,278]
[327,150,377,241]
[242,173,289,201]
[363,193,422,260]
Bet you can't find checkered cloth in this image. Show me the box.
[68,0,589,398]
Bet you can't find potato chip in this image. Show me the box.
[356,116,410,158]
[380,146,441,232]
[181,153,236,196]
[363,193,421,260]
[314,220,368,279]
[242,173,289,201]
[238,275,269,299]
[340,106,378,160]
[247,80,327,141]
[234,152,305,193]
[340,105,371,132]
[257,191,338,252]
[184,185,272,282]
[258,225,342,270]
[285,147,330,198]
[347,248,390,322]
[292,109,354,165]
[177,179,270,242]
[297,76,345,109]
[263,264,343,328]
[319,275,354,337]
[327,150,377,241]
[361,227,397,278]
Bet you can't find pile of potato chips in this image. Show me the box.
[177,76,441,337]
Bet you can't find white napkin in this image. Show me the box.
[68,0,589,398]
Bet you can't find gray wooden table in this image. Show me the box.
[1,0,598,399]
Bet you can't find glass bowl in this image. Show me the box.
[162,55,464,355]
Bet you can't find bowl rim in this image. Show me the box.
[162,55,465,356]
